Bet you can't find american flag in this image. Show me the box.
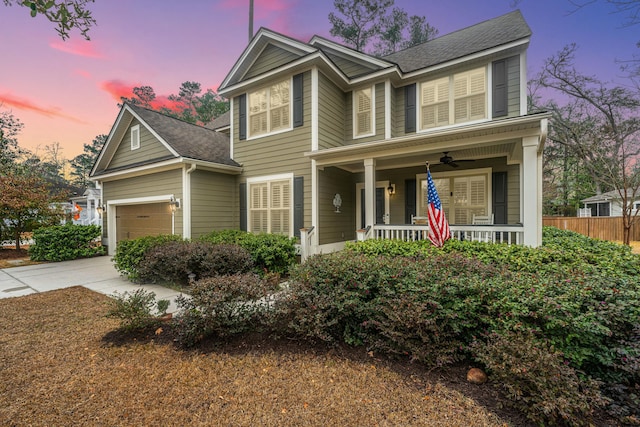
[426,169,451,247]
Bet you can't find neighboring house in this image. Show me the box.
[581,189,640,217]
[68,187,102,226]
[91,10,548,256]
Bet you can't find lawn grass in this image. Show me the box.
[0,287,523,426]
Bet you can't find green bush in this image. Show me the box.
[112,234,183,280]
[29,224,104,261]
[105,288,169,331]
[199,230,297,274]
[174,273,278,347]
[137,241,254,285]
[471,331,607,426]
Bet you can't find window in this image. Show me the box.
[248,176,292,235]
[419,170,490,224]
[130,124,140,150]
[587,202,610,217]
[420,67,486,130]
[353,86,374,138]
[248,78,291,138]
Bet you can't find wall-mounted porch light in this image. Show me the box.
[96,205,106,216]
[169,196,181,212]
[387,183,396,196]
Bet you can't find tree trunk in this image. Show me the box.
[14,228,21,251]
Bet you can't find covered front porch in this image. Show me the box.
[301,114,548,260]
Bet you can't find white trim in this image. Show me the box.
[311,159,318,247]
[130,124,140,150]
[487,61,493,120]
[311,67,319,151]
[520,51,528,115]
[317,241,347,255]
[230,97,235,159]
[183,163,196,239]
[385,79,391,140]
[246,173,295,237]
[90,157,242,182]
[246,76,293,140]
[352,84,376,139]
[106,194,176,255]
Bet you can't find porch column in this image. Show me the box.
[522,136,542,247]
[364,158,376,227]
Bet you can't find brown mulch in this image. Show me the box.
[0,247,39,268]
[0,287,538,427]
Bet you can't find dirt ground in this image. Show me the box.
[0,286,540,426]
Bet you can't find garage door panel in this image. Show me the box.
[116,203,172,242]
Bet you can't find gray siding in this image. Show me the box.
[102,169,183,238]
[390,83,397,138]
[190,169,238,237]
[108,119,173,170]
[234,71,312,230]
[506,55,521,117]
[507,163,520,223]
[318,71,346,150]
[244,44,301,80]
[318,167,356,244]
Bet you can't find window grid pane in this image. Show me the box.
[248,79,291,137]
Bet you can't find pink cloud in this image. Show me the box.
[100,80,185,112]
[49,39,104,58]
[0,92,86,124]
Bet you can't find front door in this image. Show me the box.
[360,187,385,227]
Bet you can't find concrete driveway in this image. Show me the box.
[0,256,184,311]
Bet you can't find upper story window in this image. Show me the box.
[248,78,291,138]
[420,67,486,130]
[353,86,375,138]
[130,124,140,150]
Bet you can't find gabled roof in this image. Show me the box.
[383,10,531,73]
[206,111,230,130]
[91,103,239,177]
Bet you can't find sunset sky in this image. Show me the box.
[0,0,637,159]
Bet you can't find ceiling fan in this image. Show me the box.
[438,152,475,168]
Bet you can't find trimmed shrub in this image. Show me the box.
[29,224,104,261]
[174,273,278,347]
[106,288,169,331]
[199,230,296,274]
[471,331,607,426]
[137,241,254,285]
[112,234,183,280]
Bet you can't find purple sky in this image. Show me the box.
[0,0,637,158]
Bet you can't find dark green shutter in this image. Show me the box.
[239,182,247,231]
[293,176,303,238]
[405,84,416,133]
[492,60,508,118]
[293,73,303,128]
[238,94,247,140]
[492,172,507,224]
[405,179,416,223]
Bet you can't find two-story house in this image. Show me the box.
[91,10,548,256]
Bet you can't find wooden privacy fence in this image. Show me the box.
[543,216,640,242]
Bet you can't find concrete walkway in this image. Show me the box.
[0,256,185,312]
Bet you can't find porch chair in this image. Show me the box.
[411,215,429,240]
[471,214,494,242]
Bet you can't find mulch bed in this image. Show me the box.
[0,286,539,426]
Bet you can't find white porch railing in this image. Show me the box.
[366,224,525,244]
[299,226,316,261]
